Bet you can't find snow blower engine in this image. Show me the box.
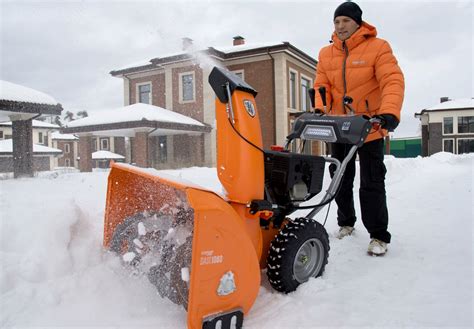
[103,67,373,329]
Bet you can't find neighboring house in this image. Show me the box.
[0,120,62,172]
[0,139,62,173]
[108,36,321,168]
[0,119,59,146]
[415,97,474,156]
[62,103,209,171]
[51,132,79,168]
[0,80,63,177]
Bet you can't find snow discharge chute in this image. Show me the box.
[104,66,375,329]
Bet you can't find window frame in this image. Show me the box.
[442,116,454,135]
[0,131,3,139]
[457,116,474,135]
[179,71,196,104]
[289,69,298,110]
[442,138,454,153]
[100,138,109,151]
[457,137,474,154]
[38,131,44,144]
[136,82,152,105]
[300,74,313,112]
[65,143,70,154]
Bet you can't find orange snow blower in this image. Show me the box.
[103,67,373,329]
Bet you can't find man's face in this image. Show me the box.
[334,16,360,41]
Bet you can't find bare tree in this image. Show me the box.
[64,111,74,122]
[77,110,88,118]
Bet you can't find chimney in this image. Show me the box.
[440,97,450,103]
[233,36,245,46]
[182,37,193,51]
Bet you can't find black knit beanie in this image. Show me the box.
[334,2,363,25]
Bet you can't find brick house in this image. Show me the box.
[51,132,78,168]
[0,120,62,172]
[109,36,321,168]
[51,132,127,169]
[415,97,474,156]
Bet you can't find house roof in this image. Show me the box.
[110,41,316,77]
[0,139,62,155]
[61,103,211,137]
[51,132,78,140]
[416,98,474,116]
[92,150,125,160]
[0,119,60,129]
[0,80,63,121]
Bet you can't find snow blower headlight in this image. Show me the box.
[301,125,337,142]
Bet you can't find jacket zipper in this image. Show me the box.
[342,41,349,113]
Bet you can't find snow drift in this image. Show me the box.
[0,153,472,328]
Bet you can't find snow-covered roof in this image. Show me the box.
[0,119,60,129]
[92,150,125,160]
[51,132,78,140]
[0,80,59,105]
[0,139,62,154]
[425,98,474,111]
[213,41,285,54]
[65,103,205,128]
[112,41,314,76]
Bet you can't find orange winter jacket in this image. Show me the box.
[314,22,405,142]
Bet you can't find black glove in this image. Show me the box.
[376,114,399,132]
[314,108,325,115]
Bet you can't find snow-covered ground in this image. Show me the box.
[0,153,472,328]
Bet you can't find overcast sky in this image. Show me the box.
[1,0,472,138]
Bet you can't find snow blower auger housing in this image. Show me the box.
[103,66,373,329]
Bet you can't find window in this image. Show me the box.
[443,117,453,134]
[158,136,167,163]
[289,71,297,109]
[443,139,454,153]
[138,83,151,104]
[38,132,44,144]
[5,134,12,139]
[100,138,109,150]
[301,77,311,112]
[91,138,97,151]
[180,72,195,102]
[458,116,474,134]
[0,131,3,139]
[458,139,474,154]
[65,158,70,167]
[65,143,70,154]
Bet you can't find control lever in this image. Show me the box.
[369,117,382,131]
[343,96,354,115]
[318,86,327,113]
[308,88,316,112]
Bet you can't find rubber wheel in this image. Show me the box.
[266,217,329,293]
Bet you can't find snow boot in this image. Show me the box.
[335,226,354,239]
[367,238,387,256]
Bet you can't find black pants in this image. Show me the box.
[329,139,391,243]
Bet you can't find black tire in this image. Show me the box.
[266,217,329,293]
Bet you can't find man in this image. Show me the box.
[314,1,404,255]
